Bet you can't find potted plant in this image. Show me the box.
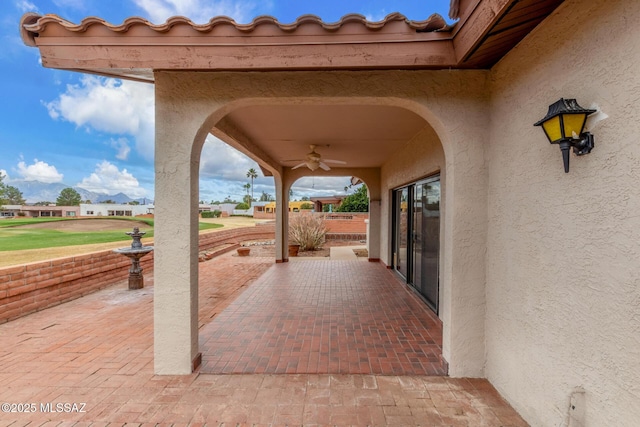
[288,243,300,257]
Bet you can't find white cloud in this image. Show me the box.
[0,169,9,181]
[45,76,155,161]
[15,0,38,13]
[365,9,389,22]
[77,161,147,198]
[133,0,260,24]
[200,135,259,181]
[16,160,64,183]
[197,136,354,201]
[291,176,354,198]
[110,137,132,161]
[52,0,86,10]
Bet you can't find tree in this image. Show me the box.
[0,172,25,206]
[56,187,82,206]
[337,185,369,212]
[34,201,53,206]
[242,182,251,199]
[129,201,140,205]
[246,168,258,205]
[3,185,25,205]
[259,191,274,202]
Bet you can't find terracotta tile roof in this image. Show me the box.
[21,12,451,46]
[19,0,565,76]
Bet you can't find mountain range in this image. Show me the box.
[11,180,152,205]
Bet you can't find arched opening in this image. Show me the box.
[154,79,461,376]
[184,98,449,374]
[286,175,370,259]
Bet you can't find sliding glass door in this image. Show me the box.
[393,175,440,313]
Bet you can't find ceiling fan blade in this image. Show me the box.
[292,162,306,170]
[319,162,331,171]
[323,159,347,164]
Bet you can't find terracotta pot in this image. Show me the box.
[288,244,300,257]
[237,247,251,257]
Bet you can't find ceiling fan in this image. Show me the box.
[289,145,347,171]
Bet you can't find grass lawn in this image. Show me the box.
[0,217,222,251]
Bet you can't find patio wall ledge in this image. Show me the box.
[0,223,275,324]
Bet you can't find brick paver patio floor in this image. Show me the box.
[0,251,528,426]
[200,260,446,375]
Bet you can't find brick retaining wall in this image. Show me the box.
[0,223,275,324]
[253,212,368,234]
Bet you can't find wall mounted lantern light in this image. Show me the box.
[534,98,596,173]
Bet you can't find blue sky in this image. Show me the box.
[0,0,453,203]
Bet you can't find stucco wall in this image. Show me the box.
[486,0,640,425]
[378,89,490,377]
[380,125,445,267]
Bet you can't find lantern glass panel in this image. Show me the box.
[541,116,562,143]
[562,113,587,138]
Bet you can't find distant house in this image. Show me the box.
[206,203,236,217]
[309,196,346,212]
[263,201,313,214]
[0,205,79,218]
[80,203,154,217]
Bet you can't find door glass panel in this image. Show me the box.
[413,184,423,295]
[396,188,409,279]
[419,179,440,312]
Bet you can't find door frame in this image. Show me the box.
[392,173,441,313]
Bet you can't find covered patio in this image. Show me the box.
[0,252,525,425]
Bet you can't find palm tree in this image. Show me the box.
[246,168,258,205]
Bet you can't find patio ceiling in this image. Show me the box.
[220,104,427,171]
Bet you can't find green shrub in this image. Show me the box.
[202,210,222,218]
[235,202,250,210]
[300,202,314,210]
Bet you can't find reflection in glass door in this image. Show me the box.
[393,176,440,313]
[413,179,440,311]
[395,188,409,279]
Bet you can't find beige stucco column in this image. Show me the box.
[363,173,382,261]
[274,174,289,262]
[153,74,205,374]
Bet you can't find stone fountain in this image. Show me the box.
[113,227,153,290]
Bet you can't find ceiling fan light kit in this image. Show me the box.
[290,145,347,171]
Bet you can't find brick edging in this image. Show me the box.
[0,224,276,324]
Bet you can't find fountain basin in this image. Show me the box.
[113,227,154,290]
